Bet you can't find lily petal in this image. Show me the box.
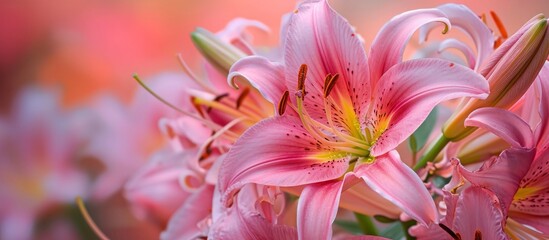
[422,4,494,71]
[453,187,508,240]
[534,62,549,150]
[408,224,449,240]
[508,211,549,234]
[412,39,473,68]
[297,178,347,240]
[369,58,488,156]
[465,107,535,149]
[216,18,270,55]
[161,185,214,240]
[219,116,350,204]
[511,149,549,216]
[1,210,35,240]
[334,235,391,240]
[356,151,438,225]
[228,56,288,114]
[438,38,477,69]
[458,147,535,212]
[209,184,297,240]
[460,107,536,211]
[370,8,450,87]
[339,181,401,219]
[284,0,370,121]
[124,151,192,225]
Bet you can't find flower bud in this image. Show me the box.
[443,15,549,141]
[191,28,247,74]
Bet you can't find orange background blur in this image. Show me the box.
[2,0,548,112]
[1,0,548,238]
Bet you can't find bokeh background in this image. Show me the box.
[4,0,548,110]
[1,0,548,238]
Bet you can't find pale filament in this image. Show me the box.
[133,74,232,135]
[177,53,216,93]
[193,97,260,124]
[323,94,370,150]
[228,96,267,121]
[295,94,371,156]
[505,217,547,240]
[196,117,245,168]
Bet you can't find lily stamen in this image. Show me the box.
[278,91,290,116]
[195,117,245,164]
[193,97,263,122]
[295,97,362,150]
[323,97,371,151]
[293,66,371,156]
[236,94,271,118]
[490,11,508,39]
[297,64,308,91]
[323,73,340,98]
[235,87,250,110]
[295,97,333,143]
[296,64,308,99]
[176,53,215,93]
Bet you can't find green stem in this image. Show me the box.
[413,134,450,171]
[354,212,378,235]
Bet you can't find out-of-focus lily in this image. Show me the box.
[220,0,489,238]
[124,150,193,227]
[0,88,91,240]
[97,19,269,213]
[86,73,195,201]
[125,18,283,238]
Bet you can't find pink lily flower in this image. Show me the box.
[416,62,549,239]
[124,150,194,227]
[404,3,496,172]
[411,106,537,239]
[124,110,225,228]
[160,185,216,240]
[0,88,90,240]
[127,18,286,237]
[221,0,488,238]
[507,61,549,236]
[85,72,196,201]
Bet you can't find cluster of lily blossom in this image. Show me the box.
[3,0,549,239]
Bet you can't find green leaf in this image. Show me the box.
[374,214,398,223]
[408,106,439,153]
[432,175,451,188]
[354,213,379,235]
[380,222,405,239]
[334,220,363,235]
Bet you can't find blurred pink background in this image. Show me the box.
[3,0,548,110]
[1,0,548,238]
